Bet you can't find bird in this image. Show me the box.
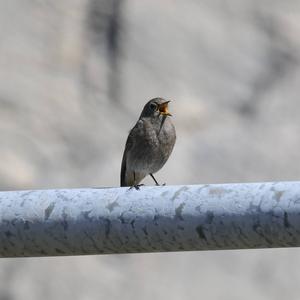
[120,97,176,189]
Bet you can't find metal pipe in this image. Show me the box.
[0,181,300,257]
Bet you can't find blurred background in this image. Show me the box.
[1,0,300,299]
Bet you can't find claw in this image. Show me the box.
[128,184,144,191]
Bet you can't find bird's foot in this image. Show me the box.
[155,182,166,186]
[129,184,144,191]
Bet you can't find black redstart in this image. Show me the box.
[120,97,176,189]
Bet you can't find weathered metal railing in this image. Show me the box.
[0,181,299,257]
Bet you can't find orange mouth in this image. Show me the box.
[158,101,172,116]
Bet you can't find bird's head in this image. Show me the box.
[140,98,172,118]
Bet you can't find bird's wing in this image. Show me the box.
[120,120,143,186]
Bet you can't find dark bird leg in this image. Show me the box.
[150,174,165,186]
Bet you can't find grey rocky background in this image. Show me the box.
[1,0,300,299]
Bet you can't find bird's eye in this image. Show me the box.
[150,103,157,111]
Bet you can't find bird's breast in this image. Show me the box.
[127,116,176,174]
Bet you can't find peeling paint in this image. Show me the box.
[44,202,55,220]
[82,210,93,220]
[274,190,284,202]
[106,201,120,213]
[205,211,214,224]
[209,187,227,196]
[175,203,185,221]
[284,212,290,228]
[196,225,207,241]
[170,186,189,202]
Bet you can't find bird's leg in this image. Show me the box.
[150,173,165,186]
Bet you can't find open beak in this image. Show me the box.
[158,101,172,116]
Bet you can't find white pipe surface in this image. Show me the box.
[0,182,299,257]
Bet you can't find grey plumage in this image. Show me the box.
[121,98,176,187]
